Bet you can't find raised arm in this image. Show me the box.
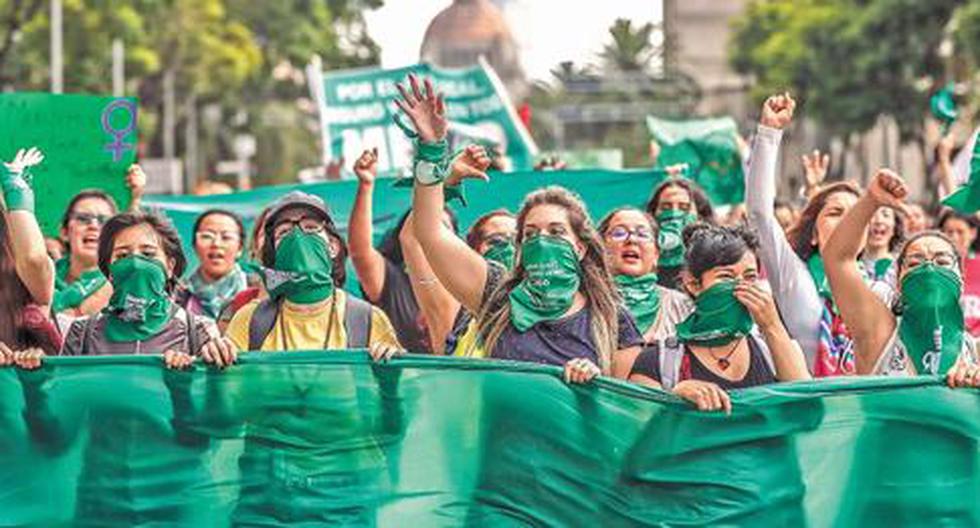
[399,214,460,354]
[347,149,387,302]
[935,132,956,200]
[734,282,811,382]
[823,169,907,373]
[396,74,490,314]
[126,164,146,212]
[745,94,824,363]
[2,149,54,306]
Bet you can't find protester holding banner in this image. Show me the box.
[397,74,641,383]
[747,93,866,377]
[624,223,811,412]
[598,207,692,342]
[645,178,715,290]
[215,191,401,366]
[51,165,146,323]
[937,208,980,336]
[175,209,248,320]
[823,169,980,383]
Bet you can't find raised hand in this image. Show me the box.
[353,148,379,186]
[4,147,44,175]
[867,168,910,215]
[760,92,796,130]
[394,74,448,143]
[563,357,601,384]
[126,164,147,201]
[802,149,829,190]
[446,145,491,187]
[673,379,731,413]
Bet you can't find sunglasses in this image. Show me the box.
[72,212,110,226]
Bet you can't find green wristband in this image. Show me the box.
[0,166,35,213]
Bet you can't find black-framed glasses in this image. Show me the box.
[606,226,654,243]
[484,233,515,246]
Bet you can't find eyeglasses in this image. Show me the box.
[904,251,957,269]
[484,233,515,246]
[606,226,654,243]
[273,217,326,241]
[72,212,110,226]
[196,230,241,246]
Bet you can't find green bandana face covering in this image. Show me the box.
[509,236,582,332]
[898,264,964,375]
[483,239,516,270]
[268,228,335,304]
[675,280,753,347]
[104,255,173,342]
[656,209,697,269]
[615,273,661,333]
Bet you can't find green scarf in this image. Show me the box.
[675,280,753,347]
[186,264,248,319]
[265,228,335,304]
[873,258,893,281]
[807,253,833,300]
[656,210,697,269]
[615,273,661,333]
[52,257,108,313]
[898,264,965,375]
[103,255,173,343]
[509,236,582,332]
[483,239,516,271]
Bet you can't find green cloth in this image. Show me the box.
[615,273,661,333]
[0,162,34,213]
[483,238,516,270]
[509,236,581,332]
[646,115,745,205]
[268,228,335,304]
[103,255,173,342]
[185,265,248,319]
[873,258,893,281]
[942,131,980,214]
[3,354,980,525]
[52,257,108,313]
[930,83,958,133]
[898,264,964,375]
[655,209,697,268]
[675,281,753,347]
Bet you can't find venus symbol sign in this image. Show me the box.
[102,99,138,162]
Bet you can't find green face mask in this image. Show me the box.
[104,255,173,342]
[509,235,582,332]
[898,264,964,375]
[656,209,697,269]
[483,238,516,271]
[615,273,661,333]
[267,228,335,304]
[675,280,753,347]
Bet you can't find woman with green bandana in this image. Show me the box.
[598,207,692,343]
[52,165,146,328]
[625,223,811,412]
[175,209,248,319]
[645,177,715,290]
[396,73,642,384]
[823,169,980,383]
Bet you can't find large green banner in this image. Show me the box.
[310,58,538,173]
[144,168,667,284]
[1,354,978,526]
[0,93,137,236]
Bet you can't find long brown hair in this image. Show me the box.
[786,181,861,261]
[0,213,39,349]
[473,187,621,373]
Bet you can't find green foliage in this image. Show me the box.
[600,18,659,73]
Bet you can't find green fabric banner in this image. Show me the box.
[143,168,667,286]
[2,354,979,526]
[646,115,745,205]
[0,93,137,236]
[312,58,537,173]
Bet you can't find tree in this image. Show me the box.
[599,18,660,73]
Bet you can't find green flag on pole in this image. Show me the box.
[942,134,980,213]
[646,115,744,205]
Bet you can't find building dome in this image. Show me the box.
[420,0,527,100]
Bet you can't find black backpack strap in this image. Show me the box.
[344,294,373,349]
[184,309,200,356]
[248,298,281,351]
[81,315,98,356]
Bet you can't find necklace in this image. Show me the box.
[707,337,743,371]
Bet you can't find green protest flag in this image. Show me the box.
[310,57,538,174]
[646,115,744,205]
[0,93,137,235]
[930,83,958,134]
[942,135,980,214]
[2,354,980,525]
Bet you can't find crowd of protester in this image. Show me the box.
[3,76,980,413]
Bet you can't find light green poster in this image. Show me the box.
[311,58,538,174]
[0,93,137,236]
[647,115,744,205]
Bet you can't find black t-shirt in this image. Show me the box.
[479,263,643,367]
[630,336,776,390]
[371,258,431,353]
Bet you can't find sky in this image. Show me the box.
[363,0,663,83]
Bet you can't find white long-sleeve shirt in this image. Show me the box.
[745,125,824,369]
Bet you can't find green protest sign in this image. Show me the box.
[647,115,745,205]
[311,58,537,173]
[2,354,979,525]
[0,93,137,236]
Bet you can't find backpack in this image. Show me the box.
[81,307,201,355]
[653,333,776,391]
[247,294,373,351]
